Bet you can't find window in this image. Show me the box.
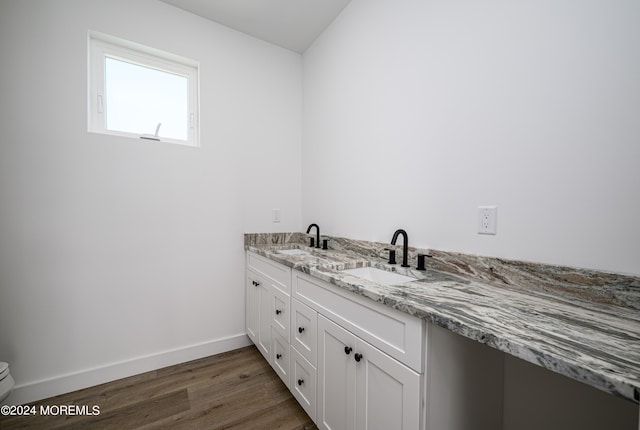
[88,32,199,147]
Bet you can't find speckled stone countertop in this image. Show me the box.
[245,233,640,403]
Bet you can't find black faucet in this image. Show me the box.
[306,223,320,248]
[391,229,410,267]
[384,248,397,265]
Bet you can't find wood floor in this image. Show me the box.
[0,346,317,430]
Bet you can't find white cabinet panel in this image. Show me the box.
[271,329,290,388]
[425,324,504,430]
[246,268,272,361]
[355,336,420,430]
[271,286,290,341]
[318,315,356,430]
[292,298,318,366]
[257,276,271,360]
[246,271,260,345]
[291,346,317,422]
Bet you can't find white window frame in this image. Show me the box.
[88,31,200,147]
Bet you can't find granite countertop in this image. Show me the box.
[245,233,640,403]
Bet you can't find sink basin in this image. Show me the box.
[341,267,415,286]
[277,249,310,256]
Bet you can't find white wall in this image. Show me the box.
[502,355,636,429]
[0,0,301,403]
[426,325,636,430]
[302,0,640,275]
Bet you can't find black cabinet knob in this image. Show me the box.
[276,353,282,359]
[298,379,304,386]
[344,346,352,355]
[298,327,305,333]
[354,353,363,362]
[275,309,282,315]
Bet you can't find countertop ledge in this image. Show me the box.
[244,233,640,403]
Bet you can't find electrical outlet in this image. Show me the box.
[272,208,281,223]
[478,206,497,235]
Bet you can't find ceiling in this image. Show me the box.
[159,0,352,53]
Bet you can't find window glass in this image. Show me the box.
[88,32,199,147]
[105,57,189,140]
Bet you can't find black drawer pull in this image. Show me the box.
[344,346,352,355]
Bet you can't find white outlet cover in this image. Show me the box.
[272,208,281,223]
[478,206,497,235]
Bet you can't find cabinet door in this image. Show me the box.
[246,271,260,345]
[354,338,420,430]
[257,276,271,360]
[318,315,356,430]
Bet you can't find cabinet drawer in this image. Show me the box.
[247,252,291,294]
[291,346,317,422]
[292,298,318,366]
[294,272,423,372]
[271,329,290,388]
[271,287,290,341]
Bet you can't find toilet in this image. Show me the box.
[0,362,15,404]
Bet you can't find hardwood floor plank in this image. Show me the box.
[219,397,316,430]
[0,346,317,430]
[140,363,292,429]
[63,389,191,430]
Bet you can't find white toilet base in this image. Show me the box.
[0,363,15,404]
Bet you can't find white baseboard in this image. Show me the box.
[9,333,252,405]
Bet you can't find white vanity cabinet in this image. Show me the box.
[246,252,423,430]
[317,315,420,430]
[246,251,639,430]
[245,252,292,384]
[293,271,423,430]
